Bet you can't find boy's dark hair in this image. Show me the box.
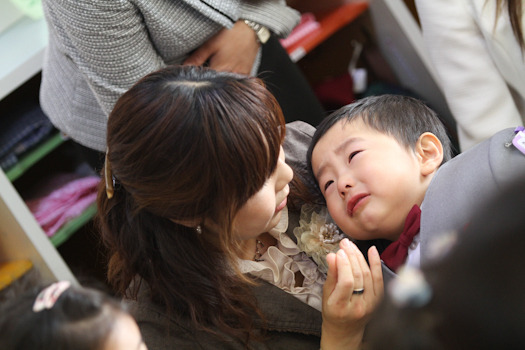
[307,95,454,183]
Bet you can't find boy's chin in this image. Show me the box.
[339,225,388,242]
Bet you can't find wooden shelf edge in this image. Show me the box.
[0,17,48,100]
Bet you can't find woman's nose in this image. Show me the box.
[278,160,293,187]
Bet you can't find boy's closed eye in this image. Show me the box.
[349,150,362,162]
[322,150,363,193]
[323,180,334,192]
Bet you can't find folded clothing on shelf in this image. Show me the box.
[0,105,54,170]
[26,175,100,237]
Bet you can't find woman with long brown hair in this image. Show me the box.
[97,65,382,349]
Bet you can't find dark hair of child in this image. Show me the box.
[0,282,125,350]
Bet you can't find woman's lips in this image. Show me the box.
[347,193,369,216]
[276,197,287,213]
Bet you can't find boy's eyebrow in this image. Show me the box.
[314,137,363,179]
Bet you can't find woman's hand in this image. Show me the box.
[320,238,384,350]
[183,20,260,75]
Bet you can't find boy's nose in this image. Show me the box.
[337,176,353,199]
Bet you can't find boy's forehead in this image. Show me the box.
[312,120,360,178]
[312,119,403,176]
[316,119,365,147]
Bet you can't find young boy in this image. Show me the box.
[306,94,525,278]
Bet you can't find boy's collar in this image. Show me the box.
[380,205,421,272]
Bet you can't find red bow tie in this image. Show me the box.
[380,205,421,272]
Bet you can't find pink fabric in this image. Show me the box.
[279,13,321,49]
[26,176,100,237]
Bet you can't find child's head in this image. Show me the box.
[0,281,146,350]
[98,65,290,338]
[307,95,453,241]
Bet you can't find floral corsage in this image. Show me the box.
[293,204,346,274]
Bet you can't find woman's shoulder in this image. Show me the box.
[126,278,321,349]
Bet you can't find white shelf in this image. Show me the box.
[0,16,48,100]
[0,170,77,285]
[0,14,77,285]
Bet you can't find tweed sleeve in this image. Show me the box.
[183,0,300,37]
[44,0,166,116]
[238,0,300,37]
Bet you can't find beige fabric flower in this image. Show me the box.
[239,207,326,311]
[293,204,346,274]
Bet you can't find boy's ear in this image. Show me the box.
[416,132,443,176]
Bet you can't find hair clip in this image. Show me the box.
[388,265,432,308]
[104,148,115,199]
[33,281,71,312]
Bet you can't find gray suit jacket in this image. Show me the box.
[40,0,299,152]
[420,127,525,265]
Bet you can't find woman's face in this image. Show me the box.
[232,146,293,240]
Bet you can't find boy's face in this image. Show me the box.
[311,119,428,241]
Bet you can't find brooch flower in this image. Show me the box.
[293,204,346,274]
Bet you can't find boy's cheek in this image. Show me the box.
[326,201,345,224]
[324,195,336,211]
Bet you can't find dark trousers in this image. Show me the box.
[72,141,104,174]
[258,36,326,127]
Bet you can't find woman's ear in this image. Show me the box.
[416,132,444,176]
[170,218,200,228]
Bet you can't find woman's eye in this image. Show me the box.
[349,150,362,162]
[323,180,334,192]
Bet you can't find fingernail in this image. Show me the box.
[338,248,347,258]
[369,245,379,257]
[341,238,351,248]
